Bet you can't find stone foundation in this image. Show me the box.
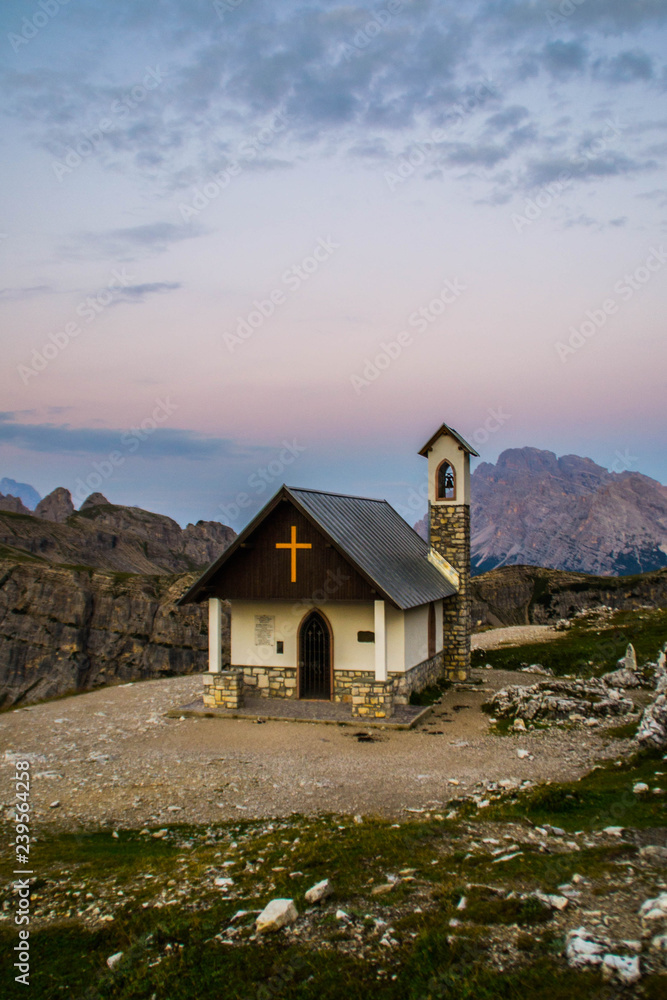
[391,651,445,704]
[350,679,394,718]
[241,665,298,698]
[203,670,244,709]
[333,669,375,703]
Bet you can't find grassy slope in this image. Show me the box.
[472,607,667,676]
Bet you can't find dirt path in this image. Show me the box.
[472,624,562,651]
[0,669,630,831]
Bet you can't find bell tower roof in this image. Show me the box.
[418,423,479,458]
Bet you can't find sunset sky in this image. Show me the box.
[2,0,666,528]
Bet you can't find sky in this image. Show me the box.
[1,0,666,529]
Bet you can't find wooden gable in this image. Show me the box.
[206,497,378,602]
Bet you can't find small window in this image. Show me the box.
[276,640,284,654]
[357,630,375,643]
[436,460,456,501]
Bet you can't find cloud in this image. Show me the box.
[61,222,209,261]
[0,285,54,302]
[542,40,588,78]
[110,282,182,305]
[594,49,655,83]
[0,414,251,461]
[524,151,655,187]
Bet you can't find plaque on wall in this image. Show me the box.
[254,615,275,646]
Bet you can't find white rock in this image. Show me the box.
[651,934,667,952]
[516,749,531,759]
[566,928,606,967]
[639,892,667,923]
[49,800,60,808]
[106,952,123,970]
[602,954,641,984]
[305,879,332,904]
[456,896,467,910]
[335,909,348,921]
[255,898,298,933]
[603,826,624,836]
[512,718,526,732]
[633,782,649,794]
[214,877,234,889]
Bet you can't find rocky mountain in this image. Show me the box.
[470,449,667,576]
[0,553,223,707]
[471,564,667,628]
[0,488,236,574]
[415,448,667,577]
[0,477,41,510]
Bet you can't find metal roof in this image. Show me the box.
[178,485,458,610]
[288,487,457,609]
[418,423,479,458]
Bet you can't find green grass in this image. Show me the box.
[3,747,666,1000]
[482,748,666,831]
[410,679,451,705]
[472,607,667,676]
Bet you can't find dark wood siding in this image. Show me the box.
[208,499,377,601]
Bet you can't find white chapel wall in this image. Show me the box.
[230,599,378,673]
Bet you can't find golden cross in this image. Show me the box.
[275,525,312,582]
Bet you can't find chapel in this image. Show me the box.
[178,422,478,719]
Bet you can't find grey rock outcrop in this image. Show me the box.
[636,645,667,750]
[0,493,31,515]
[35,487,75,523]
[80,492,110,510]
[486,678,634,722]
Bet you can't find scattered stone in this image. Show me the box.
[214,877,234,889]
[632,782,649,794]
[639,892,667,925]
[602,954,641,984]
[566,927,607,968]
[151,830,168,839]
[255,898,298,933]
[371,883,395,895]
[49,800,60,809]
[106,952,123,970]
[512,719,526,732]
[639,844,667,863]
[335,909,348,921]
[304,879,332,904]
[516,749,531,759]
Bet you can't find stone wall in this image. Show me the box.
[240,665,298,698]
[350,679,394,719]
[390,650,445,704]
[333,669,375,702]
[429,503,471,681]
[203,670,243,709]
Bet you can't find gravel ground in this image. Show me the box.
[0,668,632,831]
[472,625,563,650]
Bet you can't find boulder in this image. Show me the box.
[639,892,667,926]
[636,694,667,750]
[255,898,298,933]
[106,952,123,970]
[304,879,332,904]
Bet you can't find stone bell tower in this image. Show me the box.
[419,423,479,681]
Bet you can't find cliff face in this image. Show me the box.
[471,564,667,628]
[0,556,228,707]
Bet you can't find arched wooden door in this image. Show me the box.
[298,610,332,700]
